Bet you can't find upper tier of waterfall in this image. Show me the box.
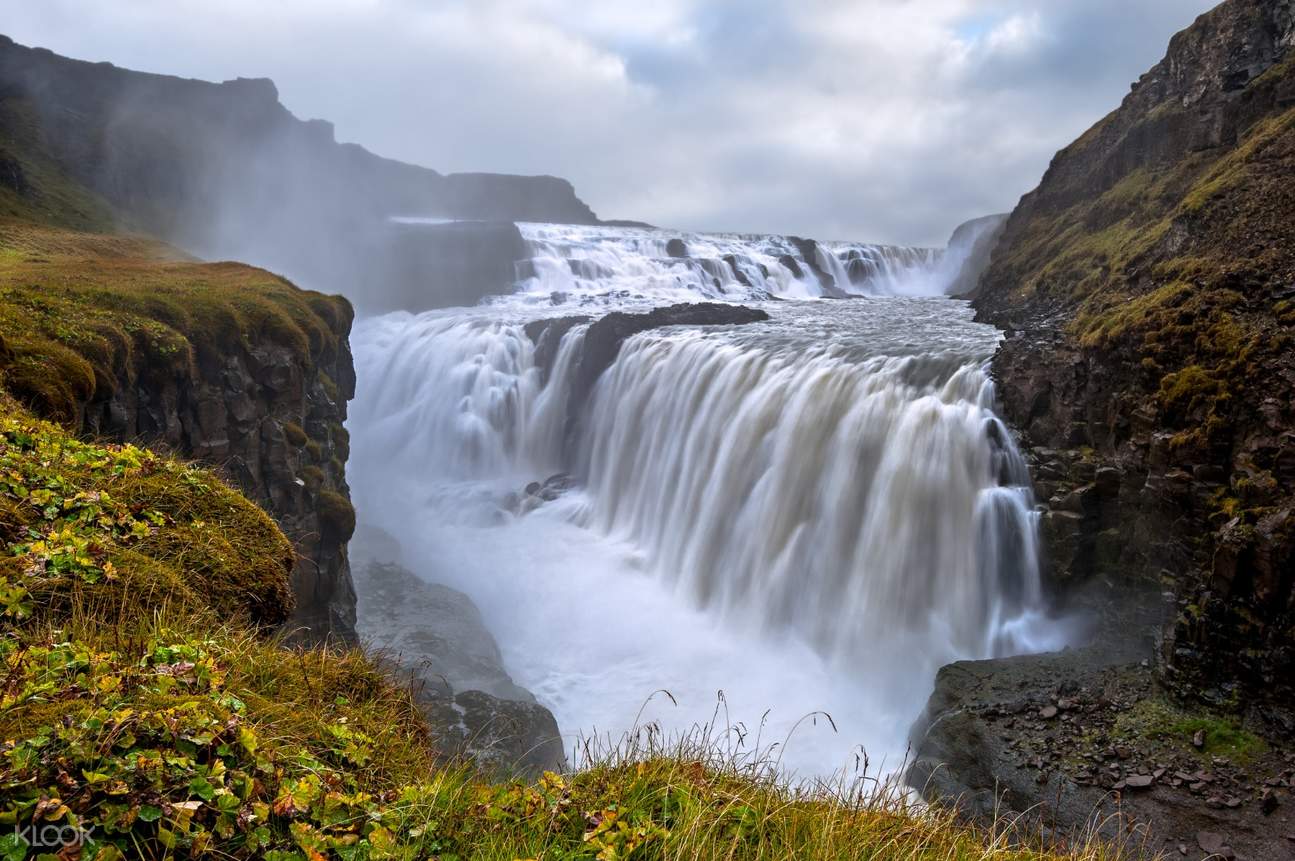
[508,223,943,308]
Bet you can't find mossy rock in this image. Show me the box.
[317,489,356,542]
[0,218,353,428]
[0,398,293,628]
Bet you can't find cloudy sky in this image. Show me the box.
[6,0,1217,245]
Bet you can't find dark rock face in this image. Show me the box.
[79,303,359,646]
[524,315,592,386]
[915,0,1295,847]
[945,213,1008,298]
[973,0,1295,700]
[0,35,597,309]
[529,303,769,419]
[788,236,849,297]
[909,632,1295,861]
[352,536,565,779]
[665,237,689,258]
[524,303,769,465]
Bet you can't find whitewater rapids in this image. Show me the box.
[348,253,1070,778]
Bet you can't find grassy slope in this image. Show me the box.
[0,95,116,232]
[0,219,351,425]
[0,398,1121,861]
[0,103,1124,861]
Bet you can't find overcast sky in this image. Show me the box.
[7,0,1217,245]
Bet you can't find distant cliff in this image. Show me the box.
[974,0,1295,701]
[0,34,598,309]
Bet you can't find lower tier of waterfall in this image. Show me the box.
[347,297,1071,778]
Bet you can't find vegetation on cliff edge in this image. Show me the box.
[0,219,352,424]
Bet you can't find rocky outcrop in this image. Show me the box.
[525,302,769,447]
[789,236,849,297]
[946,213,1008,298]
[974,0,1295,702]
[914,0,1295,847]
[351,529,565,778]
[0,34,598,308]
[910,640,1295,860]
[77,297,360,646]
[522,303,769,468]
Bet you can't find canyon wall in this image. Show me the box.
[976,0,1295,703]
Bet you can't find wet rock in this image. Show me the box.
[665,237,688,258]
[510,473,579,514]
[778,254,805,279]
[524,302,769,459]
[78,310,359,646]
[354,557,565,778]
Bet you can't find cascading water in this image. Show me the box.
[348,225,1069,778]
[579,331,1044,665]
[510,222,942,306]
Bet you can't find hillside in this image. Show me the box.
[975,0,1294,700]
[0,249,1106,861]
[911,2,1295,856]
[0,34,598,310]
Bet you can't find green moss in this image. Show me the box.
[1113,698,1267,763]
[331,422,351,463]
[0,399,293,627]
[304,439,324,461]
[317,490,356,541]
[0,220,353,427]
[318,371,340,404]
[300,465,325,492]
[1181,107,1295,213]
[281,420,308,447]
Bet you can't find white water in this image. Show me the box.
[348,224,1069,779]
[505,222,941,308]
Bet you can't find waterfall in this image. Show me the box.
[578,331,1043,664]
[509,223,949,306]
[347,232,1066,777]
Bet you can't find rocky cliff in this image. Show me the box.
[350,527,566,778]
[0,220,359,644]
[946,213,1008,298]
[912,1,1295,854]
[977,0,1295,703]
[0,34,599,310]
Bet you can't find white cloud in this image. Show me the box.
[3,0,1217,245]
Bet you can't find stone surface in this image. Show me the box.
[909,611,1295,860]
[351,527,565,778]
[974,0,1295,700]
[76,301,360,646]
[524,302,770,459]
